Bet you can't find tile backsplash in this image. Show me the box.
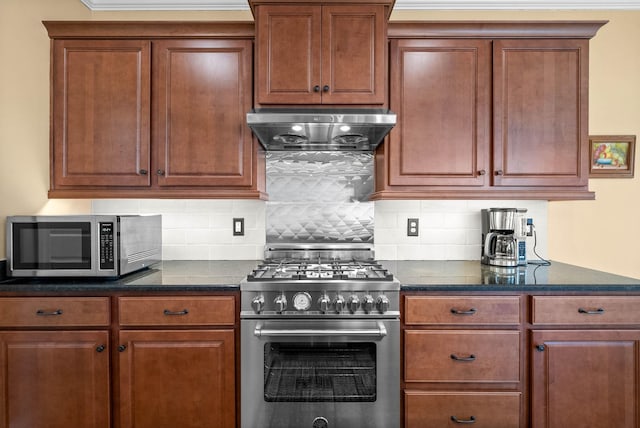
[92,199,547,262]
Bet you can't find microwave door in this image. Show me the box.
[10,220,99,276]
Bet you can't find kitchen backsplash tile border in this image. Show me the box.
[91,199,548,261]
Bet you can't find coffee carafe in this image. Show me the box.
[481,208,527,267]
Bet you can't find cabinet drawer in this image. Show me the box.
[118,296,235,326]
[0,297,110,327]
[404,330,520,383]
[531,296,640,325]
[405,391,521,428]
[405,296,520,325]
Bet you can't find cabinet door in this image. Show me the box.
[0,330,110,428]
[51,40,151,188]
[118,329,235,428]
[321,5,386,104]
[153,40,254,187]
[493,39,589,187]
[531,330,640,428]
[388,39,491,186]
[255,5,322,104]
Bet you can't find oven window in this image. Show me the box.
[263,342,376,402]
[12,222,92,270]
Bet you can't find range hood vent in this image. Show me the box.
[247,108,396,151]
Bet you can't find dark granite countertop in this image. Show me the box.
[0,260,259,293]
[383,260,640,292]
[1,259,639,293]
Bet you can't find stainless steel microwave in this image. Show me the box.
[6,215,162,278]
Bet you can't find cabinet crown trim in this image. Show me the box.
[42,21,255,39]
[388,20,608,38]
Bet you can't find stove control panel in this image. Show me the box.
[242,289,399,317]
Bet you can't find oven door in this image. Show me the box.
[241,318,400,428]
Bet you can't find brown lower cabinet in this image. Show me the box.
[0,294,237,428]
[403,293,640,428]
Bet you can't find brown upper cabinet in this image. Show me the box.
[373,21,607,201]
[250,0,393,105]
[44,22,266,199]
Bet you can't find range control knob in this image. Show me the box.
[362,295,375,313]
[333,294,345,314]
[348,294,360,313]
[274,294,287,313]
[376,294,390,314]
[293,292,312,311]
[251,295,265,314]
[318,294,331,313]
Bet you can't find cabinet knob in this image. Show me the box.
[313,85,321,92]
[495,170,504,176]
[478,170,486,176]
[323,85,330,92]
[96,345,106,353]
[118,344,127,352]
[536,344,546,352]
[139,169,148,175]
[157,169,165,176]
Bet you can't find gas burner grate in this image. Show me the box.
[246,259,393,281]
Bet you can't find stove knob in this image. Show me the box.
[333,294,345,314]
[376,294,390,314]
[362,294,375,313]
[274,294,287,313]
[348,294,360,313]
[318,294,331,313]
[251,295,265,314]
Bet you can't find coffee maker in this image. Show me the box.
[481,208,528,267]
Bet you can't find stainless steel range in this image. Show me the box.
[240,246,400,428]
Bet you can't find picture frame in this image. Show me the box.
[589,135,636,178]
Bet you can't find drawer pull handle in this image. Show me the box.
[451,307,477,316]
[578,307,605,315]
[164,309,189,316]
[451,415,476,424]
[36,309,63,316]
[450,353,476,362]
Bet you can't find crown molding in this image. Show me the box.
[79,0,640,10]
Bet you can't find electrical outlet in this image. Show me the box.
[233,218,244,236]
[407,218,419,237]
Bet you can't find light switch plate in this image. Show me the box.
[233,218,244,236]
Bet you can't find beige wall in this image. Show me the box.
[1,1,639,278]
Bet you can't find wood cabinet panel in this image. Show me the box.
[255,4,386,105]
[531,330,640,428]
[0,297,110,327]
[532,296,640,325]
[118,296,235,326]
[51,40,151,188]
[153,39,254,187]
[256,5,322,104]
[321,5,386,104]
[405,296,520,325]
[405,391,521,428]
[118,329,235,428]
[0,330,110,428]
[388,39,491,186]
[404,330,520,383]
[493,39,589,187]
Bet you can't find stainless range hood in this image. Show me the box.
[246,108,396,151]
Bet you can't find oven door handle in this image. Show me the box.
[253,321,387,338]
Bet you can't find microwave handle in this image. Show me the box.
[253,321,387,338]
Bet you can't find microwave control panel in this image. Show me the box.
[99,222,115,270]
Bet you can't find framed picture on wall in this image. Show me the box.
[589,135,636,178]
